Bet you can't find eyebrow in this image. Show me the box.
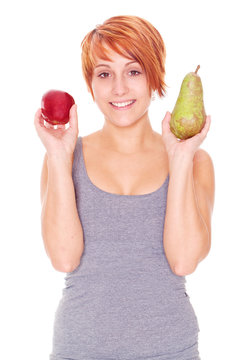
[94,61,138,69]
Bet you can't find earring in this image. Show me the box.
[151,91,156,101]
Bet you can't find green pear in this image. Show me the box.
[170,65,206,140]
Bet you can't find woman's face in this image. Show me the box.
[91,47,152,128]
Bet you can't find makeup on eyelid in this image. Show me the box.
[97,70,141,78]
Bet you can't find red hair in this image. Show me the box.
[81,15,167,99]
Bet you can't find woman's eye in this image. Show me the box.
[129,70,140,76]
[98,72,110,78]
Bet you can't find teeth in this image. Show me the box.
[111,100,134,107]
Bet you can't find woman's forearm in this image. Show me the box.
[163,154,209,276]
[41,156,84,272]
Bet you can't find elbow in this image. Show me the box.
[41,231,84,273]
[43,240,81,273]
[51,258,81,273]
[172,262,198,276]
[171,236,211,277]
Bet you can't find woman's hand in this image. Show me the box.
[34,104,79,159]
[161,111,211,163]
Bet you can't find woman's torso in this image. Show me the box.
[50,132,200,360]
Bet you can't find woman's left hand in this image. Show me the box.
[161,111,211,163]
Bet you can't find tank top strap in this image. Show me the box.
[72,136,83,183]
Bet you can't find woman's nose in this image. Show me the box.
[112,75,129,96]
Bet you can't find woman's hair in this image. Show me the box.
[81,15,167,99]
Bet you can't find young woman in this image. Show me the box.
[35,15,215,360]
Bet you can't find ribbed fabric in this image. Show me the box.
[49,136,200,360]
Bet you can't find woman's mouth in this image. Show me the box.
[110,100,136,110]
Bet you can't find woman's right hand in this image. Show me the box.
[34,104,79,159]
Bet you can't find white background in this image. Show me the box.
[0,0,239,359]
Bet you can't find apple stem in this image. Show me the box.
[195,65,200,74]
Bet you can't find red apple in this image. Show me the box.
[41,89,75,125]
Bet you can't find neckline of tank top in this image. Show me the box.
[78,136,169,198]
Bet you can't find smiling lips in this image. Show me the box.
[110,100,136,109]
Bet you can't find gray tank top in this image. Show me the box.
[50,136,200,360]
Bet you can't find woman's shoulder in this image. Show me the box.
[193,148,215,195]
[193,148,214,166]
[80,131,102,146]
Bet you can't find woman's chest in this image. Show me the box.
[82,138,169,196]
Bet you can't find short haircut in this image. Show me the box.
[81,15,167,99]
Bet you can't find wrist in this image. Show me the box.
[169,153,194,174]
[47,153,74,171]
[168,149,194,163]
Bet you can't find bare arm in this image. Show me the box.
[41,152,84,273]
[35,103,84,273]
[161,112,214,276]
[163,150,215,276]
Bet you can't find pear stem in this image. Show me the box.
[195,65,200,74]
